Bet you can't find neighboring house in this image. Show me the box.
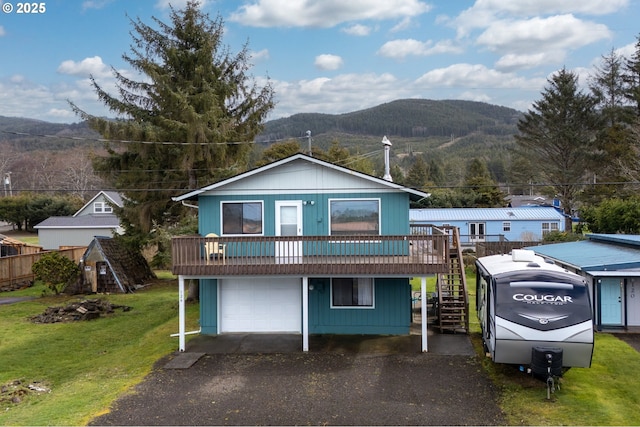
[528,234,640,332]
[410,207,566,244]
[35,191,124,250]
[76,236,156,294]
[171,153,457,352]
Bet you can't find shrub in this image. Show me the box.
[32,252,80,295]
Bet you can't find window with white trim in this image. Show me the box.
[222,201,263,235]
[94,202,113,214]
[329,199,380,235]
[541,222,559,236]
[503,221,511,232]
[331,278,374,308]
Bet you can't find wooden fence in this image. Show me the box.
[0,247,87,290]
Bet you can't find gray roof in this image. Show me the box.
[35,214,120,229]
[410,207,565,222]
[527,234,640,272]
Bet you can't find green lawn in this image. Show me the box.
[0,278,199,426]
[2,274,640,425]
[415,271,640,425]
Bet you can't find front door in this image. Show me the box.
[601,277,623,326]
[469,222,486,242]
[275,200,302,263]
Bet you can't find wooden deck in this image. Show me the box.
[172,234,451,276]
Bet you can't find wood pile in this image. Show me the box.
[30,298,132,323]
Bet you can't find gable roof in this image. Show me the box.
[34,214,120,229]
[81,236,155,293]
[528,234,640,272]
[410,207,565,223]
[74,191,124,217]
[173,153,430,202]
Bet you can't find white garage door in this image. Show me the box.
[220,278,301,333]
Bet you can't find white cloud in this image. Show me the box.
[251,49,270,63]
[378,39,463,59]
[0,26,5,37]
[477,15,611,53]
[415,63,544,90]
[471,14,612,71]
[81,0,114,11]
[57,56,113,79]
[269,72,405,118]
[342,24,373,36]
[314,54,344,70]
[454,0,628,37]
[229,0,432,28]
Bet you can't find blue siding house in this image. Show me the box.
[528,234,640,331]
[171,154,452,351]
[410,207,566,244]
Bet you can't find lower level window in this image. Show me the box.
[332,278,374,308]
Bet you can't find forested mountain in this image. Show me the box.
[258,99,522,141]
[1,99,523,197]
[0,116,101,151]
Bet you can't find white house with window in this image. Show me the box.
[35,191,124,250]
[410,207,566,244]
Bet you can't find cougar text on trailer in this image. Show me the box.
[475,249,594,371]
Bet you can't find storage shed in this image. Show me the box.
[80,236,155,293]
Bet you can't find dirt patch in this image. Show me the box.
[29,298,132,323]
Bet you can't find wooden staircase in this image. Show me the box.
[435,226,469,333]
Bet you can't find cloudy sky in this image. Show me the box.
[1,0,638,123]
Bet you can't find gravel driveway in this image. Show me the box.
[90,350,506,426]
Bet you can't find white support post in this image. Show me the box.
[421,276,428,352]
[178,275,186,352]
[302,277,309,352]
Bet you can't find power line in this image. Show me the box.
[0,130,310,146]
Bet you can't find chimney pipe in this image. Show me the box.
[382,136,392,182]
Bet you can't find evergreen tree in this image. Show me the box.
[463,158,505,207]
[405,155,429,189]
[585,48,636,202]
[516,68,601,230]
[624,34,640,116]
[69,1,275,241]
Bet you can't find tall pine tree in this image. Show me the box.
[516,68,601,230]
[70,1,275,242]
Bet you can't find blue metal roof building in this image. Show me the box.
[410,207,565,243]
[527,234,640,331]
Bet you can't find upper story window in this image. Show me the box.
[542,222,559,236]
[503,221,511,232]
[94,202,113,214]
[222,201,263,235]
[329,199,380,235]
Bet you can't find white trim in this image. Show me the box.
[172,154,430,202]
[302,277,309,352]
[328,198,381,236]
[330,277,375,309]
[219,200,264,236]
[421,276,428,352]
[178,276,186,352]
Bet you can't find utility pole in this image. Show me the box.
[306,130,312,156]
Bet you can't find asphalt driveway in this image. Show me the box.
[89,334,506,426]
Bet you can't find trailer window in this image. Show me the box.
[495,279,591,331]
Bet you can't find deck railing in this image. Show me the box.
[171,234,450,276]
